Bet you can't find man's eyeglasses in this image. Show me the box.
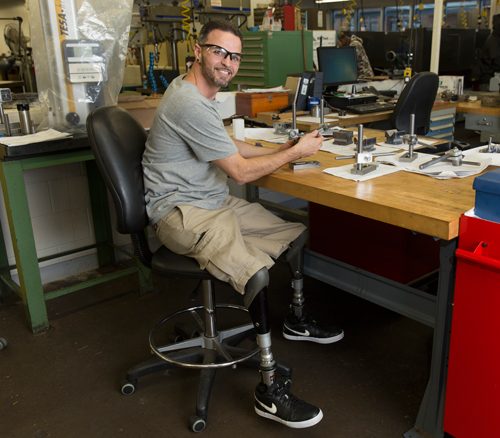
[200,44,243,64]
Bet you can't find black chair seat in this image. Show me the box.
[152,245,215,280]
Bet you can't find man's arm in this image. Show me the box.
[233,138,297,158]
[214,131,323,185]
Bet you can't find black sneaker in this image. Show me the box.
[254,378,323,428]
[283,313,344,344]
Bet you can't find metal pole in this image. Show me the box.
[357,124,364,171]
[430,0,443,73]
[202,281,217,338]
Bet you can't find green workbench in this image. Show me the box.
[0,136,153,334]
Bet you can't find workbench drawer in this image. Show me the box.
[429,115,455,127]
[428,123,454,135]
[431,131,454,140]
[464,113,500,131]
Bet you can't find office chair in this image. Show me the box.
[86,106,291,432]
[372,72,439,135]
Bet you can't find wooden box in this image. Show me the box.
[481,95,500,108]
[236,92,288,117]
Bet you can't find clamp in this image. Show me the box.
[399,114,435,162]
[286,100,339,143]
[335,124,396,175]
[419,147,482,170]
[480,137,500,154]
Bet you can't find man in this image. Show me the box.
[480,14,500,90]
[143,20,343,428]
[338,31,374,78]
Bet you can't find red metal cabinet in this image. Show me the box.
[444,214,500,437]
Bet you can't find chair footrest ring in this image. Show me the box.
[149,303,260,369]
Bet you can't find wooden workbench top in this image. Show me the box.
[249,128,491,241]
[457,100,500,116]
[257,101,458,131]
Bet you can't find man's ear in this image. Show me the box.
[194,44,202,62]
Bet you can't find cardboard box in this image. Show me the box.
[236,92,288,117]
[117,96,162,128]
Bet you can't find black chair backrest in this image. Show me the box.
[391,72,439,136]
[86,105,149,235]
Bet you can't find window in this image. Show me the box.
[412,3,434,28]
[358,8,381,31]
[443,1,480,28]
[384,5,411,32]
[333,9,356,32]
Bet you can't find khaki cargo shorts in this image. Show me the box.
[154,195,306,294]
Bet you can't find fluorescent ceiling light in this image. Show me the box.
[315,0,345,3]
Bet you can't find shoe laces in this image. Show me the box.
[301,313,326,330]
[274,380,304,409]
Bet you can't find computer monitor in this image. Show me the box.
[317,46,358,92]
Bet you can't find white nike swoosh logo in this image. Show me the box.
[255,396,277,414]
[285,325,310,336]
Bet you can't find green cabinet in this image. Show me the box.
[230,31,314,90]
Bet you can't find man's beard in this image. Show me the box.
[202,58,233,88]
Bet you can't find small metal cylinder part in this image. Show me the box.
[17,104,32,135]
[356,124,364,171]
[320,98,325,124]
[292,103,297,130]
[3,113,11,136]
[410,113,415,136]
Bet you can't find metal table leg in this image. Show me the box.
[0,218,13,299]
[0,160,49,334]
[405,238,457,438]
[86,160,115,267]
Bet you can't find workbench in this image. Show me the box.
[247,128,494,438]
[256,101,459,140]
[0,136,152,334]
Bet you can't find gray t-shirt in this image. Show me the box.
[142,75,238,225]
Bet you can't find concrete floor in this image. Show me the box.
[0,258,440,438]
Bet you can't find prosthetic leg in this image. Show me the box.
[283,229,308,320]
[281,230,345,344]
[245,268,323,428]
[245,268,280,386]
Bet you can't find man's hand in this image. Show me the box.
[292,130,324,158]
[215,130,324,185]
[278,138,296,152]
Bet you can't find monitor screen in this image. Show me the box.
[317,46,358,89]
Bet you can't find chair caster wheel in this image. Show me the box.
[121,379,137,395]
[189,414,206,432]
[0,337,7,350]
[169,333,184,343]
